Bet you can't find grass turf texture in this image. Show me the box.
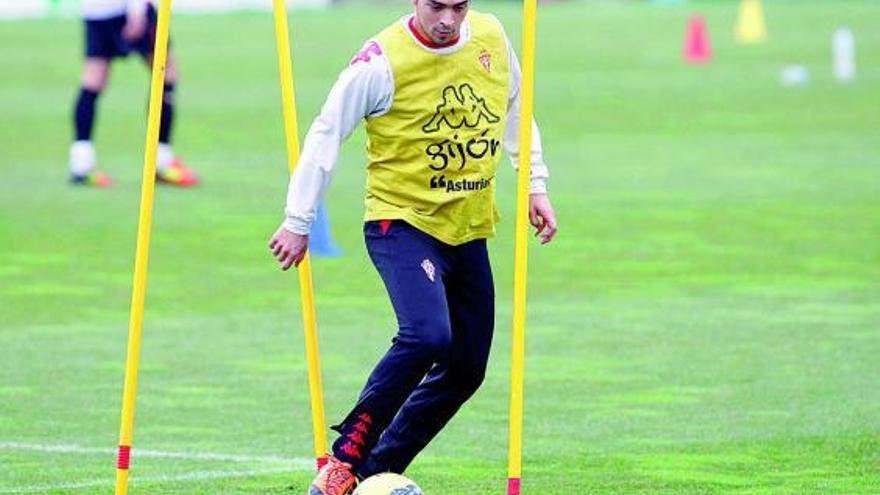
[1,0,879,493]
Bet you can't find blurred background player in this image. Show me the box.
[69,0,198,187]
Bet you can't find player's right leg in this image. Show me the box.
[69,15,122,187]
[70,58,112,186]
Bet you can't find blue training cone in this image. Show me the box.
[309,203,343,257]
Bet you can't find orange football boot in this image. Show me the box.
[308,456,358,495]
[157,158,199,187]
[70,170,113,188]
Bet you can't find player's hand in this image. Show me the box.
[528,193,558,244]
[122,12,147,41]
[268,225,309,270]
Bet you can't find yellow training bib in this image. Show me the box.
[364,11,510,246]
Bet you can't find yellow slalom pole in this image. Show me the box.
[271,0,329,470]
[507,0,538,493]
[114,0,173,493]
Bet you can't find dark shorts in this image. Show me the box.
[84,4,160,59]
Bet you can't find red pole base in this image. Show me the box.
[507,477,521,495]
[117,445,131,469]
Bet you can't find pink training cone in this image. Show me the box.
[684,15,713,64]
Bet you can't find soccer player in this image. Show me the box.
[269,1,557,493]
[69,0,198,187]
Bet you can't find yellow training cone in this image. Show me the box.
[735,0,767,44]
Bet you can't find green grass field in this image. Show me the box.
[1,0,879,493]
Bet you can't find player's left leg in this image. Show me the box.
[357,238,495,478]
[137,4,198,187]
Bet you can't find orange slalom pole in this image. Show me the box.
[114,0,173,493]
[507,0,538,493]
[271,0,329,470]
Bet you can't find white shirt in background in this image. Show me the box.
[81,0,149,20]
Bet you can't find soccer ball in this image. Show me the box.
[353,473,424,495]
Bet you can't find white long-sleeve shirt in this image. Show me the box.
[284,15,550,235]
[82,0,148,20]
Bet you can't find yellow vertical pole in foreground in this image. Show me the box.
[507,0,538,494]
[114,1,173,493]
[271,0,329,470]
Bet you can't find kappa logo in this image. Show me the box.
[422,83,500,134]
[350,41,382,65]
[421,259,436,282]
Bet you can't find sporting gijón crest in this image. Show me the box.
[479,49,491,72]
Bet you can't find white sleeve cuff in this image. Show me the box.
[283,216,311,235]
[530,177,548,195]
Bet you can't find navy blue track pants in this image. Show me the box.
[331,220,495,477]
